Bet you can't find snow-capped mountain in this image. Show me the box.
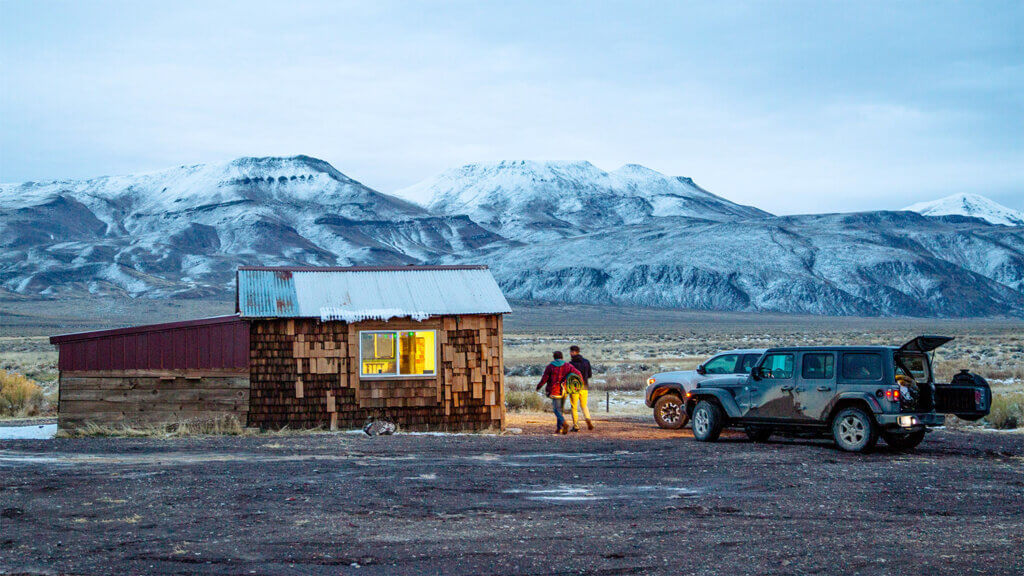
[400,160,769,241]
[468,211,1024,317]
[904,193,1024,227]
[2,156,1023,317]
[0,156,501,297]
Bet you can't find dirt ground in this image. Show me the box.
[1,417,1022,576]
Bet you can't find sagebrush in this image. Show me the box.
[0,369,46,417]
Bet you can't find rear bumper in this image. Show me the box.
[876,412,945,431]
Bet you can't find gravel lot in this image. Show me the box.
[1,420,1022,576]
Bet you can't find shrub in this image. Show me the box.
[505,390,548,412]
[0,370,45,417]
[987,392,1024,430]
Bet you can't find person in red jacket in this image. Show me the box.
[536,350,583,434]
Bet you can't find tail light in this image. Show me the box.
[884,388,901,402]
[975,389,984,408]
[647,378,656,386]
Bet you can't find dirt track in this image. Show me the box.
[1,418,1022,576]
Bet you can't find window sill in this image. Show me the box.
[360,374,438,381]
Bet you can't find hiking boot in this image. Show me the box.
[561,423,570,435]
[586,419,594,430]
[571,426,580,432]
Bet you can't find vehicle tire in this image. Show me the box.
[831,406,879,453]
[691,400,724,442]
[745,426,772,442]
[882,429,926,451]
[653,394,687,429]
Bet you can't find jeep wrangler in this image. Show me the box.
[684,336,991,452]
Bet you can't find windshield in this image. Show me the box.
[895,352,931,383]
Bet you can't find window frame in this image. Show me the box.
[759,353,795,380]
[840,352,884,382]
[704,354,740,375]
[801,352,835,380]
[358,329,438,380]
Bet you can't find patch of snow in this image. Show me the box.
[0,423,57,440]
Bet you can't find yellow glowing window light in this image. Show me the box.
[359,330,436,377]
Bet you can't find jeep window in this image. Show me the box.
[704,354,739,374]
[760,353,794,379]
[739,354,760,373]
[801,353,835,379]
[841,353,883,381]
[895,353,930,382]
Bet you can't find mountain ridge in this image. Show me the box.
[904,193,1024,227]
[2,155,1023,317]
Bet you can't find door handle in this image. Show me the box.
[779,385,794,391]
[816,386,832,392]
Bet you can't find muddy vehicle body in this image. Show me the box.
[645,349,765,429]
[686,336,991,452]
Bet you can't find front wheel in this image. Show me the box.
[831,407,879,453]
[653,394,687,429]
[691,400,724,442]
[882,429,926,451]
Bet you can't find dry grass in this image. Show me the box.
[0,369,47,417]
[57,415,249,438]
[505,390,549,412]
[985,392,1024,430]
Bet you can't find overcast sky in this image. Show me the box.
[1,1,1021,214]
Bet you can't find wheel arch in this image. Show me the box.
[826,396,880,425]
[687,389,743,418]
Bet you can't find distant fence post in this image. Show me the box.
[606,391,610,413]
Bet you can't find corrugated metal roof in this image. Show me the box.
[236,265,512,319]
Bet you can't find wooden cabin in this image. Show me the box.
[50,265,511,432]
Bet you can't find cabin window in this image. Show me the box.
[359,330,436,377]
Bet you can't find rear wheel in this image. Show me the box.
[882,429,926,451]
[691,400,724,442]
[831,406,878,453]
[653,394,686,429]
[745,426,772,442]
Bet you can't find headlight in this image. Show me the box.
[647,377,656,386]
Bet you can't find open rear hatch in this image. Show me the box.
[898,336,990,421]
[898,335,954,354]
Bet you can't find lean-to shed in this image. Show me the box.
[50,265,512,431]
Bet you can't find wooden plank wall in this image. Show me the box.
[247,314,505,431]
[58,370,250,429]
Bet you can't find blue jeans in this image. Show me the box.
[551,397,565,429]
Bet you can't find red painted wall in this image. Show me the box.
[50,316,249,372]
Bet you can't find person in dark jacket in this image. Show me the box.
[568,345,595,431]
[536,350,582,434]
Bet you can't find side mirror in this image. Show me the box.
[696,365,706,375]
[751,367,762,381]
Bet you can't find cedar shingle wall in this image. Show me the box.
[247,315,504,431]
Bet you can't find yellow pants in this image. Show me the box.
[568,388,592,428]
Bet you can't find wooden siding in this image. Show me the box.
[58,371,250,429]
[247,315,505,431]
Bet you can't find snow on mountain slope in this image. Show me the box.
[464,210,1024,317]
[3,157,1023,317]
[0,156,502,297]
[400,160,770,241]
[904,193,1024,226]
